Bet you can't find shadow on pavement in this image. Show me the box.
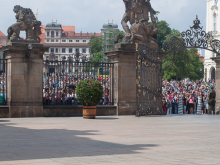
[0,123,158,161]
[0,120,10,122]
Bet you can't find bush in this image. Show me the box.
[76,79,103,106]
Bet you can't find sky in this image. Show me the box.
[0,0,206,36]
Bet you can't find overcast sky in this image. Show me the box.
[0,0,206,36]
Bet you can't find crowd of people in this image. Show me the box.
[162,79,216,115]
[0,73,6,105]
[43,73,111,105]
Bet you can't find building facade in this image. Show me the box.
[40,21,101,75]
[204,0,219,81]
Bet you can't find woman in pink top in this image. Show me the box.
[189,93,194,114]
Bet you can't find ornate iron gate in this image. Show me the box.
[136,44,163,116]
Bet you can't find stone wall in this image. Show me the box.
[0,106,9,118]
[0,106,117,118]
[43,105,117,117]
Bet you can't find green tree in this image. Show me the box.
[88,35,102,55]
[90,51,106,63]
[88,35,105,62]
[157,20,172,50]
[162,30,190,80]
[187,48,204,81]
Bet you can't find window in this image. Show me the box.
[69,40,73,42]
[76,48,79,53]
[62,48,66,53]
[51,39,54,42]
[51,48,54,53]
[83,49,86,53]
[56,32,58,36]
[55,48,58,53]
[76,40,80,42]
[56,40,58,42]
[214,13,217,33]
[47,39,49,42]
[83,40,86,42]
[47,32,49,36]
[69,48,72,53]
[51,31,54,37]
[62,40,66,42]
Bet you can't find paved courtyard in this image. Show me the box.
[0,115,220,165]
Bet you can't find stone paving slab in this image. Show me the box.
[0,115,220,164]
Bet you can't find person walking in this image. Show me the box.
[208,86,216,114]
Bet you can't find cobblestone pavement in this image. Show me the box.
[0,115,220,165]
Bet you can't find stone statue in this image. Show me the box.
[117,0,158,50]
[7,5,42,42]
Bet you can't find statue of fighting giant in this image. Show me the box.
[115,0,159,50]
[7,5,42,42]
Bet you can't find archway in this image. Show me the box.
[210,67,216,80]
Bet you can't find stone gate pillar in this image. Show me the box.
[105,43,136,115]
[211,56,220,114]
[2,42,48,118]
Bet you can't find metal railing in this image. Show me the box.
[43,60,114,106]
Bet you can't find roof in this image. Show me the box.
[41,25,46,34]
[0,44,5,48]
[0,31,6,37]
[62,26,75,32]
[39,33,45,44]
[102,23,118,29]
[45,22,62,30]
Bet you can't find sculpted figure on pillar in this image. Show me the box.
[116,0,159,50]
[7,5,42,42]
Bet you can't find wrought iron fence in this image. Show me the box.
[0,59,7,105]
[43,60,114,106]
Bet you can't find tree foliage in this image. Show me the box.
[157,20,172,50]
[162,31,204,81]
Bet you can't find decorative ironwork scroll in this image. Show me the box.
[136,44,164,116]
[162,16,220,55]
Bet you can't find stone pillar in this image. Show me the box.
[105,43,136,115]
[2,43,48,118]
[211,57,220,114]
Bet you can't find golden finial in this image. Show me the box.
[36,8,38,20]
[108,19,109,23]
[56,18,57,22]
[112,19,113,23]
[52,18,53,22]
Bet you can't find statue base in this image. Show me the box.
[2,42,48,118]
[105,43,137,115]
